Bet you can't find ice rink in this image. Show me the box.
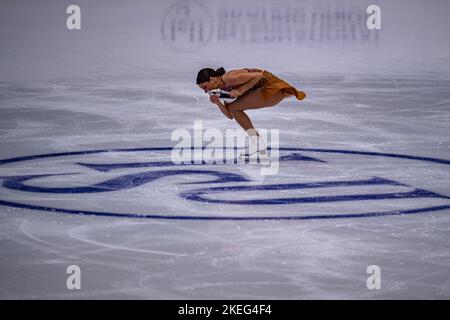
[0,0,449,299]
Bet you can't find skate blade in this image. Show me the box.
[239,150,270,164]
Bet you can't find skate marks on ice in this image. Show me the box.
[2,212,449,299]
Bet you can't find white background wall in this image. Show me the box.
[1,0,449,81]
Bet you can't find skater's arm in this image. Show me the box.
[234,76,262,96]
[210,94,233,119]
[226,73,263,97]
[215,100,233,119]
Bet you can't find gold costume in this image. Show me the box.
[258,69,306,101]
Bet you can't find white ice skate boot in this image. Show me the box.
[240,135,267,158]
[208,89,237,103]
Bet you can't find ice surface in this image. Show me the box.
[0,0,449,299]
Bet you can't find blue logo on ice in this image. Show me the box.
[0,147,449,220]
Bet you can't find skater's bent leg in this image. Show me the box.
[231,110,257,134]
[227,89,284,137]
[226,89,285,156]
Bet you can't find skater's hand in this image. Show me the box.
[209,95,220,104]
[229,89,241,98]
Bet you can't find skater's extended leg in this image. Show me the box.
[227,88,284,114]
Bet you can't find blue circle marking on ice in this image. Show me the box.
[0,147,449,220]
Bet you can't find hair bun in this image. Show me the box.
[215,67,225,76]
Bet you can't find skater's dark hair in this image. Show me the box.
[196,67,226,84]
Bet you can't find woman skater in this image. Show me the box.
[196,67,306,157]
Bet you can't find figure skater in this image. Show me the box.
[196,67,306,157]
